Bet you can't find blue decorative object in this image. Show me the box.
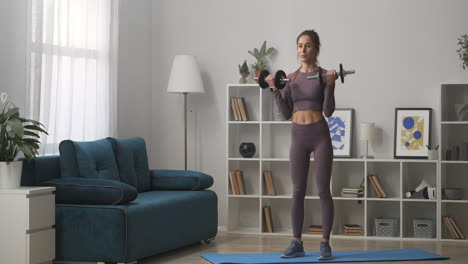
[326,108,354,158]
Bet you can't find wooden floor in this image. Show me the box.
[140,231,466,264]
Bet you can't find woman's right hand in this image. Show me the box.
[265,74,276,90]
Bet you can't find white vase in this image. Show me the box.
[0,161,23,189]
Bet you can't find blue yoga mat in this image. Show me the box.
[201,248,449,263]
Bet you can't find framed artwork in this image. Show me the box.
[326,108,354,158]
[394,108,432,159]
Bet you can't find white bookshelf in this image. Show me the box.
[439,83,468,241]
[226,83,466,242]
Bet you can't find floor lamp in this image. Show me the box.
[167,55,205,170]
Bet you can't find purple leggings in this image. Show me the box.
[290,118,334,239]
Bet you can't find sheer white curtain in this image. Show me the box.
[27,0,119,155]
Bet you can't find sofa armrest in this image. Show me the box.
[150,169,214,190]
[40,177,138,205]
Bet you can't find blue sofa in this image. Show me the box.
[20,137,218,264]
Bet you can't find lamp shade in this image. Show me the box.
[359,122,375,141]
[167,55,205,93]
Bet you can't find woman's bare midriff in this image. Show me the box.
[292,110,324,125]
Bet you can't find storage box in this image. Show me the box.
[413,219,435,238]
[375,217,399,237]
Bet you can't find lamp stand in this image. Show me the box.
[184,92,188,171]
[360,140,374,159]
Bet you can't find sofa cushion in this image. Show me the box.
[107,137,151,192]
[42,177,137,205]
[59,139,120,181]
[150,169,214,190]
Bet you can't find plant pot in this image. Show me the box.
[239,72,249,84]
[0,161,23,189]
[255,70,260,84]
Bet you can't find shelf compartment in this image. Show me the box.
[228,160,260,195]
[441,124,468,161]
[331,161,365,197]
[228,197,260,233]
[402,201,436,239]
[366,161,400,199]
[262,161,290,196]
[261,88,290,122]
[261,123,291,159]
[228,123,260,159]
[228,85,260,121]
[441,84,468,122]
[441,163,468,201]
[441,203,467,240]
[332,199,365,237]
[261,198,292,234]
[367,200,400,237]
[402,162,437,200]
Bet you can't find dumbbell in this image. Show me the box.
[254,70,290,89]
[307,64,355,87]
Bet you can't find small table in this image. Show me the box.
[0,187,56,264]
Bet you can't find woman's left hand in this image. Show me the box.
[326,69,337,87]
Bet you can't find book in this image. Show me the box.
[344,224,362,230]
[230,97,239,121]
[235,170,245,195]
[233,97,242,121]
[341,193,363,198]
[371,175,387,198]
[235,98,246,121]
[367,175,382,197]
[448,216,465,239]
[263,171,276,196]
[264,206,273,232]
[240,97,249,121]
[443,216,459,239]
[229,170,239,195]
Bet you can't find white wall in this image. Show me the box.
[149,0,468,229]
[117,0,153,148]
[0,0,29,113]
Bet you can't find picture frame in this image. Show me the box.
[394,108,432,159]
[326,108,354,158]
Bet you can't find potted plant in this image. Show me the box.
[248,40,276,79]
[0,93,48,188]
[238,60,250,84]
[457,34,468,70]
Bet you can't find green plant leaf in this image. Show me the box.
[266,47,275,56]
[4,107,19,119]
[23,131,40,138]
[19,143,34,160]
[7,119,24,138]
[260,41,266,56]
[24,125,48,134]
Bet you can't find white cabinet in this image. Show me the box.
[0,187,56,263]
[440,83,468,241]
[225,83,457,241]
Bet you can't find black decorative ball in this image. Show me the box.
[239,143,256,158]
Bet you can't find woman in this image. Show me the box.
[265,29,337,260]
